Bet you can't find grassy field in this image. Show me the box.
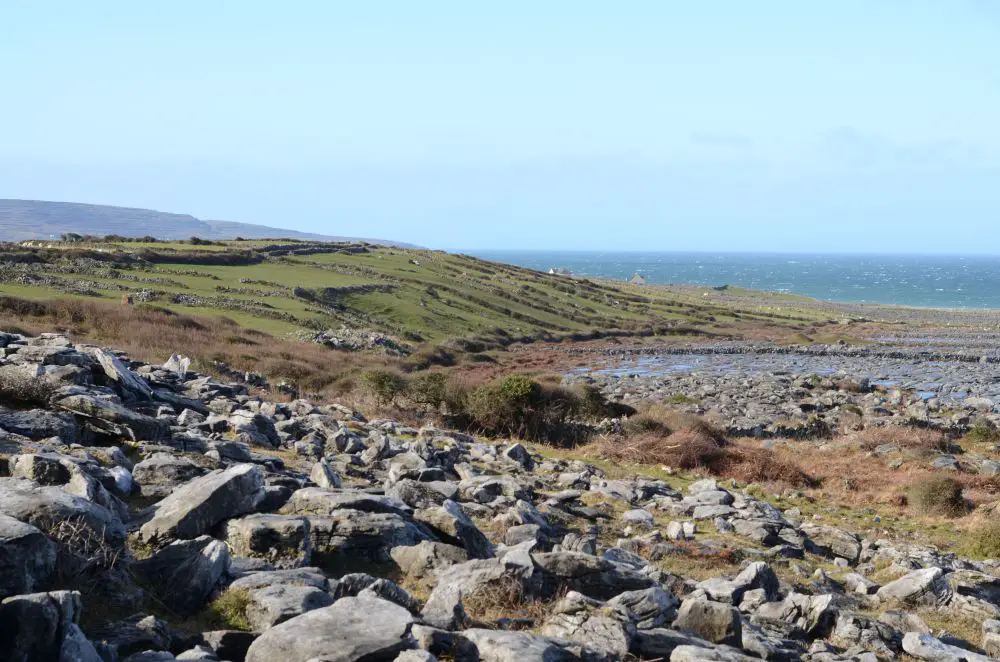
[0,238,833,344]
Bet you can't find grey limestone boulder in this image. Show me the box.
[0,590,97,662]
[454,628,612,662]
[55,392,168,441]
[229,566,331,592]
[244,595,415,662]
[244,583,334,630]
[224,513,312,569]
[531,550,656,600]
[876,568,953,608]
[390,541,468,580]
[414,500,493,560]
[539,591,635,657]
[698,562,780,606]
[89,614,174,661]
[670,644,761,662]
[801,524,862,564]
[282,487,412,517]
[901,632,994,662]
[606,586,679,630]
[673,598,743,648]
[0,407,76,441]
[133,536,231,616]
[309,458,342,489]
[132,453,207,498]
[0,477,125,544]
[138,464,265,544]
[0,513,57,599]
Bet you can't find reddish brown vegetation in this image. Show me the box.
[598,422,815,489]
[851,427,951,455]
[0,296,394,400]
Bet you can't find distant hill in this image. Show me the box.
[0,199,413,246]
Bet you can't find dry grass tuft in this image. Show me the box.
[599,424,814,489]
[656,541,743,580]
[0,295,397,402]
[915,608,985,648]
[851,427,951,456]
[462,578,561,629]
[189,589,253,632]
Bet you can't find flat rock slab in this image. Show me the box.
[282,487,412,517]
[0,477,125,544]
[876,567,953,607]
[139,464,264,544]
[0,407,76,442]
[244,595,415,662]
[455,628,606,662]
[670,644,761,662]
[229,567,331,592]
[902,632,994,662]
[531,550,656,600]
[245,583,334,630]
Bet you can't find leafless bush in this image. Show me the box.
[42,516,125,578]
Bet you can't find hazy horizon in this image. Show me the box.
[3,2,999,252]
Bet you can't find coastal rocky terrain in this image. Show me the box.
[3,331,1000,661]
[568,340,1000,444]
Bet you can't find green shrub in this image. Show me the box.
[965,420,1000,444]
[359,369,408,406]
[964,521,1000,559]
[576,384,612,420]
[909,476,966,517]
[459,374,584,444]
[409,372,447,409]
[443,379,471,417]
[466,374,537,433]
[665,393,698,405]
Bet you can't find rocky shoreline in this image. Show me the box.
[2,331,1000,661]
[565,341,1000,444]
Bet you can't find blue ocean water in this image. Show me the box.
[469,251,1000,309]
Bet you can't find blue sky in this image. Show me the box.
[1,1,999,251]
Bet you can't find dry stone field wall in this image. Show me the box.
[2,331,1000,661]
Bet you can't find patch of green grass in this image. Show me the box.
[189,589,253,632]
[915,608,984,646]
[2,240,837,347]
[963,521,1000,560]
[964,421,1000,445]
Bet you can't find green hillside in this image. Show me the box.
[0,238,825,345]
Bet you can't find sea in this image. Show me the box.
[469,251,1000,310]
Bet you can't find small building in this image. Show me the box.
[629,273,646,285]
[548,267,573,276]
